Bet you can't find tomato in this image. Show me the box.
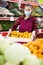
[2,32,8,36]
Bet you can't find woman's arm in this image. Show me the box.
[11,16,24,30]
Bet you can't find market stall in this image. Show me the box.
[0,0,43,65]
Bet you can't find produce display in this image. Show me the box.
[11,2,19,9]
[9,3,24,17]
[9,31,32,38]
[0,2,43,31]
[0,1,43,65]
[32,12,43,17]
[0,2,23,17]
[0,24,2,31]
[31,6,43,17]
[0,21,14,31]
[0,36,43,65]
[10,9,23,17]
[0,7,14,16]
[23,38,43,59]
[1,2,43,17]
[14,3,43,17]
[0,55,5,65]
[36,33,43,38]
[38,0,43,4]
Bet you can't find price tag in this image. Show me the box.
[10,17,14,21]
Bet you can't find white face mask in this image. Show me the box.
[24,10,31,16]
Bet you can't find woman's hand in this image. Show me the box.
[7,29,12,37]
[31,31,36,40]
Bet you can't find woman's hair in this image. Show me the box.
[25,4,32,8]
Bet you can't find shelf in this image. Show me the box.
[37,17,43,21]
[0,17,43,21]
[8,0,18,2]
[0,17,18,21]
[3,0,43,6]
[35,29,43,34]
[8,1,43,6]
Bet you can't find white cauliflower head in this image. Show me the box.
[4,43,31,65]
[23,54,40,65]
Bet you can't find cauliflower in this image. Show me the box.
[23,54,40,65]
[4,62,15,65]
[0,55,5,65]
[4,43,31,65]
[40,60,43,65]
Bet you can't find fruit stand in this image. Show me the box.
[0,29,43,65]
[0,0,43,65]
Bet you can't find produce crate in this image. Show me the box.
[7,31,35,43]
[0,20,14,31]
[35,29,43,38]
[7,37,33,43]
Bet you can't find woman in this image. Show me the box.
[9,4,37,32]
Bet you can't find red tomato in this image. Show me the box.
[2,32,8,36]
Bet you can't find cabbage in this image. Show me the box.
[0,38,14,54]
[0,37,5,47]
[4,62,15,65]
[4,44,31,65]
[40,60,43,65]
[0,37,5,54]
[23,54,40,65]
[0,55,5,65]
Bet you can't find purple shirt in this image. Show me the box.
[11,16,37,32]
[19,17,34,32]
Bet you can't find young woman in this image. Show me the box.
[10,4,37,32]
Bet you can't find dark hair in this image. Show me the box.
[25,4,32,8]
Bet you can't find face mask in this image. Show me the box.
[24,10,31,16]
